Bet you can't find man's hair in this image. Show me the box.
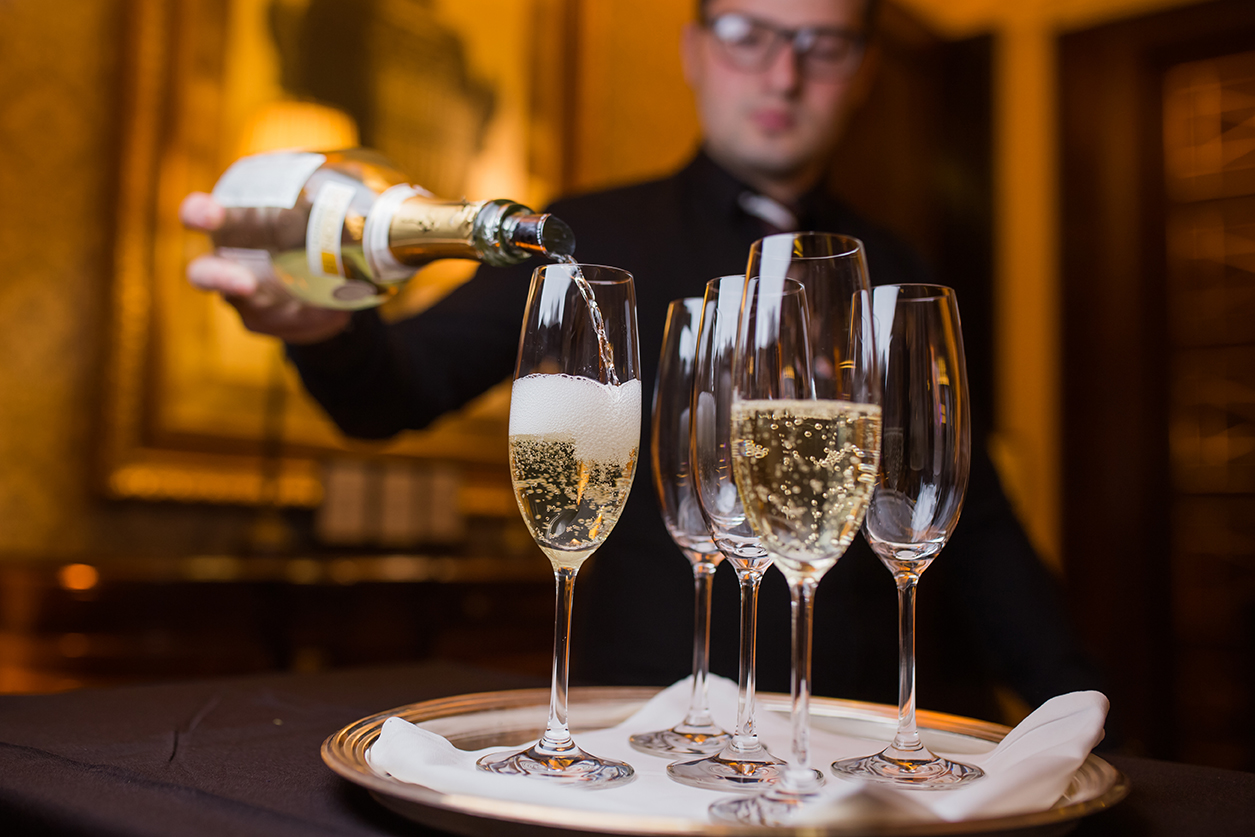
[696,0,881,34]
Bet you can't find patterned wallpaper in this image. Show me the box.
[0,1,124,555]
[0,2,262,559]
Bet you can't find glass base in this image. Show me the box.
[830,750,984,788]
[629,726,730,758]
[707,783,823,826]
[668,742,798,792]
[476,742,635,789]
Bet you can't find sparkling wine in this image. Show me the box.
[209,148,574,309]
[553,253,619,386]
[509,374,641,570]
[731,399,882,580]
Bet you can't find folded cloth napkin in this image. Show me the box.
[367,676,1108,826]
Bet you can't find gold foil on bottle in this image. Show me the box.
[388,198,482,263]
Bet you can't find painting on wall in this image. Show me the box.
[104,0,574,508]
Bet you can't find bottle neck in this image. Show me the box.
[464,199,576,267]
[374,192,575,276]
[386,195,484,266]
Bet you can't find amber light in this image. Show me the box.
[57,563,100,591]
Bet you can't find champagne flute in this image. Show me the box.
[667,276,785,790]
[629,298,730,758]
[830,284,983,787]
[476,263,640,788]
[710,233,882,824]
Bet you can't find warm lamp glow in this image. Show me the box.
[58,563,100,592]
[236,99,360,157]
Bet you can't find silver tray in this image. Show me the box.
[322,687,1129,836]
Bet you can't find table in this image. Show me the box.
[0,662,1251,836]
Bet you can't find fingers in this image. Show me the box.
[235,299,352,345]
[187,255,258,296]
[186,257,351,343]
[180,192,226,231]
[182,200,353,343]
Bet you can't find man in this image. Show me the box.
[183,0,1100,718]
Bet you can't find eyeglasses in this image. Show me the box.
[703,12,866,80]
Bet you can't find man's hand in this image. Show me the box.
[180,192,351,344]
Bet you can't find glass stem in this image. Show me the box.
[889,571,925,756]
[537,566,578,756]
[680,561,718,729]
[731,567,763,751]
[785,576,820,791]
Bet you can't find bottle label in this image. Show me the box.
[363,184,420,284]
[305,181,356,278]
[211,152,326,209]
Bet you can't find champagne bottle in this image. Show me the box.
[208,148,575,309]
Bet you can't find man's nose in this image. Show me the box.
[763,38,803,93]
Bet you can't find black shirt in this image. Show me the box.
[289,152,1100,718]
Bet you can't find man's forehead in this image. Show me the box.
[703,0,865,29]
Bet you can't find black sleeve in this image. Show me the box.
[286,256,539,439]
[936,445,1105,707]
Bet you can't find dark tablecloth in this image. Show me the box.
[0,662,1251,836]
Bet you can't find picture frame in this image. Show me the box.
[103,0,575,509]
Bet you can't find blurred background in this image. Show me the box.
[0,0,1252,773]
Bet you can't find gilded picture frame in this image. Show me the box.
[104,0,574,508]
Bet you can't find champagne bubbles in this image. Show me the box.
[510,374,641,464]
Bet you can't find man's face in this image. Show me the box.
[683,0,869,189]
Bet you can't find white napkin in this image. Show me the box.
[795,689,1110,825]
[367,676,1108,826]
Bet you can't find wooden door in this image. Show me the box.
[1061,0,1255,769]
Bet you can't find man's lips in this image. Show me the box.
[750,108,796,132]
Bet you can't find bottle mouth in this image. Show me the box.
[509,213,576,258]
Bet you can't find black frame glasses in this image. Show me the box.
[703,12,866,80]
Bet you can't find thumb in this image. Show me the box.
[180,192,226,231]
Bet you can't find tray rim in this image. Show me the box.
[322,686,1130,836]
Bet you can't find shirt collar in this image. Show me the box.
[680,148,844,232]
[738,192,798,232]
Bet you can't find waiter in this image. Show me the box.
[181,0,1101,720]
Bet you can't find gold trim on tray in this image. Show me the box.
[322,687,1130,837]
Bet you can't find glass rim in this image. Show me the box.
[874,282,957,303]
[704,274,744,296]
[531,262,635,285]
[741,276,808,294]
[750,231,864,261]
